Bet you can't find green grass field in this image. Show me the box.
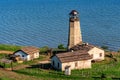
[0,44,120,80]
[0,44,21,51]
[13,61,118,80]
[0,54,7,59]
[12,52,120,80]
[0,54,46,68]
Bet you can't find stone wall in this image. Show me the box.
[61,60,91,71]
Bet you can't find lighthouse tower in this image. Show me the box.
[68,10,82,49]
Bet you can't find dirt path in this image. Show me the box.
[0,52,50,79]
[13,60,50,70]
[0,60,50,80]
[0,55,50,80]
[39,60,50,64]
[0,68,40,80]
[0,50,13,54]
[13,64,29,70]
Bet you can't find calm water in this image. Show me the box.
[0,0,120,50]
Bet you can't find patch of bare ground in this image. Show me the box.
[0,68,41,80]
[13,60,50,70]
[0,51,50,80]
[0,50,13,54]
[13,55,50,70]
[13,64,29,70]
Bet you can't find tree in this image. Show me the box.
[101,46,108,50]
[58,44,65,49]
[40,46,49,53]
[117,49,120,52]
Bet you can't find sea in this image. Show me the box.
[0,0,120,51]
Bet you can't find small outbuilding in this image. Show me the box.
[51,51,92,71]
[13,46,39,61]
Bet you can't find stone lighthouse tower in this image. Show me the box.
[68,10,82,49]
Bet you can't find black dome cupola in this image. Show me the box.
[69,10,79,21]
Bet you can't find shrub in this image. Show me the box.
[40,46,49,53]
[101,46,108,50]
[58,44,65,49]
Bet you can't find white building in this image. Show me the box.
[51,51,92,71]
[70,44,105,61]
[13,46,39,61]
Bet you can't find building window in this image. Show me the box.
[99,53,102,57]
[22,55,24,57]
[53,60,54,66]
[58,63,59,68]
[91,54,93,57]
[75,62,78,67]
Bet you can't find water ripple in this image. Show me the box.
[0,0,120,51]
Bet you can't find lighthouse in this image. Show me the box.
[68,10,82,49]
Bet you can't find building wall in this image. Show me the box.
[61,60,91,71]
[29,54,34,60]
[14,51,39,61]
[51,56,91,71]
[34,52,39,58]
[88,47,104,60]
[68,20,82,49]
[74,21,82,45]
[27,55,30,61]
[14,51,28,61]
[51,56,62,70]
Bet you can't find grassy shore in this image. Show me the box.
[0,44,21,51]
[8,52,119,80]
[0,44,120,79]
[13,59,118,80]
